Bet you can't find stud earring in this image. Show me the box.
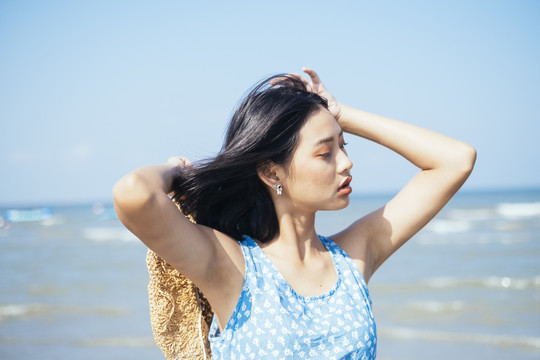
[274,184,283,196]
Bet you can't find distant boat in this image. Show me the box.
[3,207,53,223]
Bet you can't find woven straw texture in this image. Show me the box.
[147,250,213,359]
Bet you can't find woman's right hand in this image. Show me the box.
[167,156,192,168]
[165,156,192,197]
[162,156,191,196]
[271,68,344,122]
[301,67,344,122]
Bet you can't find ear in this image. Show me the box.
[257,160,283,189]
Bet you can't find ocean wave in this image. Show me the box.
[416,234,530,245]
[76,337,156,347]
[421,216,537,238]
[446,208,495,221]
[444,202,540,221]
[424,275,540,290]
[0,336,156,347]
[424,219,473,234]
[82,227,137,242]
[403,300,465,314]
[40,215,66,226]
[0,304,43,320]
[0,303,130,322]
[380,326,540,349]
[495,202,540,218]
[374,275,540,292]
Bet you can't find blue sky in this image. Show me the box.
[1,0,539,205]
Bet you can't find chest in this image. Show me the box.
[265,253,338,298]
[209,240,378,359]
[211,277,377,359]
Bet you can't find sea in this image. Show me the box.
[1,188,539,360]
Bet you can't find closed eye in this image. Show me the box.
[319,142,347,158]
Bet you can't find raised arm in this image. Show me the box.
[112,158,244,296]
[302,68,476,282]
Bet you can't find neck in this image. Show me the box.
[260,206,322,261]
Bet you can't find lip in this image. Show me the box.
[338,176,352,194]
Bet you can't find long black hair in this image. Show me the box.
[171,74,328,242]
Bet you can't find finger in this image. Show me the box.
[290,73,312,88]
[270,73,310,86]
[183,157,193,166]
[167,156,192,167]
[167,156,181,166]
[302,67,321,85]
[269,76,287,85]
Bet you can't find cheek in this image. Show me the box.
[288,160,335,193]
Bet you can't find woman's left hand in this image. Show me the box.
[301,67,344,121]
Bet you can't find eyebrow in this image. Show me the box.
[314,130,344,146]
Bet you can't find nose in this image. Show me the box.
[337,149,353,173]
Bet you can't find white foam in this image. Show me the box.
[0,303,131,321]
[82,227,137,242]
[405,300,465,313]
[417,234,530,245]
[424,277,461,289]
[40,215,66,226]
[381,326,540,349]
[0,335,156,347]
[446,208,495,221]
[496,202,540,218]
[77,337,156,347]
[0,304,30,317]
[484,276,540,290]
[423,276,540,290]
[0,304,44,320]
[425,220,472,234]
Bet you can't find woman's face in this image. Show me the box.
[279,107,353,213]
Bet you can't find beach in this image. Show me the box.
[1,188,539,359]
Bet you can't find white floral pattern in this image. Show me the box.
[209,235,377,359]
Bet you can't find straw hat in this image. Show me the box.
[146,206,213,359]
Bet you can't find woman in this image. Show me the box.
[113,68,476,359]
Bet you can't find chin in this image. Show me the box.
[338,198,351,209]
[323,197,351,211]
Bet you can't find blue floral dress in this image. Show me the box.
[208,235,377,359]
